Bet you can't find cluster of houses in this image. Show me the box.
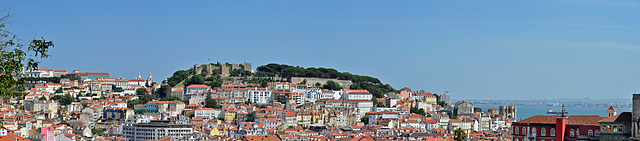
[0,68,525,141]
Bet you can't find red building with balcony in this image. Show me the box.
[512,115,605,141]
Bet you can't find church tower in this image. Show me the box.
[147,73,154,86]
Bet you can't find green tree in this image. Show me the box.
[188,75,205,85]
[113,87,124,92]
[55,88,63,93]
[39,96,47,100]
[0,22,54,99]
[247,112,256,122]
[454,128,466,141]
[51,94,73,105]
[417,108,426,116]
[167,69,193,87]
[167,96,182,101]
[201,65,209,76]
[136,88,148,95]
[371,97,378,107]
[204,93,220,108]
[157,85,171,98]
[139,94,156,103]
[315,82,321,87]
[323,81,341,90]
[127,99,143,108]
[360,117,369,124]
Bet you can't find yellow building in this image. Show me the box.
[290,92,305,105]
[209,127,226,136]
[224,110,236,124]
[297,112,313,127]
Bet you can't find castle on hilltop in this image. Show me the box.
[194,62,252,77]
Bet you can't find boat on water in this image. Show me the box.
[547,104,568,115]
[547,109,568,115]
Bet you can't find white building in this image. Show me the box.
[122,120,193,141]
[248,87,273,104]
[194,108,223,119]
[343,90,372,100]
[185,84,211,100]
[27,68,54,78]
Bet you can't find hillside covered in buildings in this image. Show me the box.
[166,62,398,99]
[2,61,515,141]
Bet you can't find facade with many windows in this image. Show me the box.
[122,120,193,141]
[248,87,273,104]
[512,115,603,141]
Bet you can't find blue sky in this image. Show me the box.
[7,0,640,100]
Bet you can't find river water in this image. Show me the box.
[474,104,632,121]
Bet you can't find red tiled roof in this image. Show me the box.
[599,112,631,123]
[517,115,605,126]
[187,84,209,88]
[67,72,110,76]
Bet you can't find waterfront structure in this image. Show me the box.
[122,120,193,141]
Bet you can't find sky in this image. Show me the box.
[6,0,640,100]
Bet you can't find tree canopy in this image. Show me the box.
[157,85,171,98]
[323,80,342,90]
[167,69,194,87]
[0,11,54,97]
[256,63,381,83]
[187,75,204,85]
[50,94,73,105]
[136,88,148,95]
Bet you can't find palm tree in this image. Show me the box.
[454,128,466,141]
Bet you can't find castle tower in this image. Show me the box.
[607,106,617,117]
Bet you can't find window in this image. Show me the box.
[612,126,617,132]
[619,126,624,132]
[515,139,519,141]
[570,129,575,137]
[523,127,527,135]
[551,128,555,136]
[532,128,537,135]
[595,130,600,136]
[577,129,579,135]
[588,130,593,136]
[541,128,546,136]
[515,126,519,134]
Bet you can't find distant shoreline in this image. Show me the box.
[468,101,631,108]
